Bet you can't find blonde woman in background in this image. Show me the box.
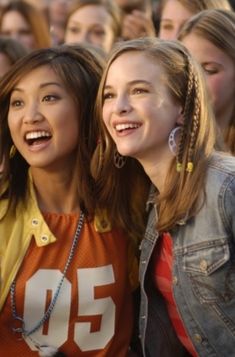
[64,0,121,54]
[179,9,235,154]
[156,0,232,40]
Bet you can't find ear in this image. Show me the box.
[176,106,184,125]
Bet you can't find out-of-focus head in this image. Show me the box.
[0,0,51,50]
[179,9,235,153]
[0,36,28,78]
[64,0,121,53]
[158,0,232,40]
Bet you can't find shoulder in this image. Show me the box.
[208,152,235,175]
[206,152,235,229]
[206,152,235,190]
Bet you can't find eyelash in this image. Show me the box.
[10,99,23,108]
[132,88,148,94]
[10,94,60,107]
[103,92,114,100]
[42,95,59,102]
[203,68,218,75]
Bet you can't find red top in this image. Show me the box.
[153,232,198,357]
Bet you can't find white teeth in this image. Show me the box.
[25,131,51,140]
[115,123,140,131]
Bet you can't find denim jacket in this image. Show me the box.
[139,152,235,357]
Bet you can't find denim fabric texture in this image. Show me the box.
[139,152,235,357]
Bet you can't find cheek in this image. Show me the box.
[205,75,222,103]
[103,31,114,51]
[7,114,18,136]
[102,106,110,127]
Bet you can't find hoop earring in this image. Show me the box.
[114,149,126,169]
[10,145,17,158]
[168,127,181,156]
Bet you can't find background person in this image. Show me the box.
[0,0,51,50]
[156,0,232,40]
[179,9,235,155]
[64,0,121,54]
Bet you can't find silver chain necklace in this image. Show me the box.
[10,211,85,357]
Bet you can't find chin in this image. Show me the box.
[118,149,136,159]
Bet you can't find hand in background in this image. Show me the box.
[122,10,156,40]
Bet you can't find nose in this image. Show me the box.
[114,94,132,115]
[23,102,44,124]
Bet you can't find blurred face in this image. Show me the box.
[102,51,183,164]
[182,33,235,128]
[159,0,194,40]
[0,10,36,50]
[8,65,79,171]
[0,52,11,78]
[65,4,115,53]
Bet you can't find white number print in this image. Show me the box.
[23,265,116,352]
[75,266,115,351]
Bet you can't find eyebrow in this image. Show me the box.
[104,79,152,89]
[12,82,63,92]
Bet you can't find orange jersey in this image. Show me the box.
[0,213,133,356]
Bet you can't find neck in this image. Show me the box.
[138,152,173,193]
[31,167,80,214]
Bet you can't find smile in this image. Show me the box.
[25,130,52,146]
[115,123,141,132]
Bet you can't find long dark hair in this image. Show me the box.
[0,44,104,215]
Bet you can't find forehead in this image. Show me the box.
[2,10,29,28]
[182,33,233,64]
[162,0,194,20]
[13,65,61,88]
[69,5,111,25]
[106,51,164,82]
